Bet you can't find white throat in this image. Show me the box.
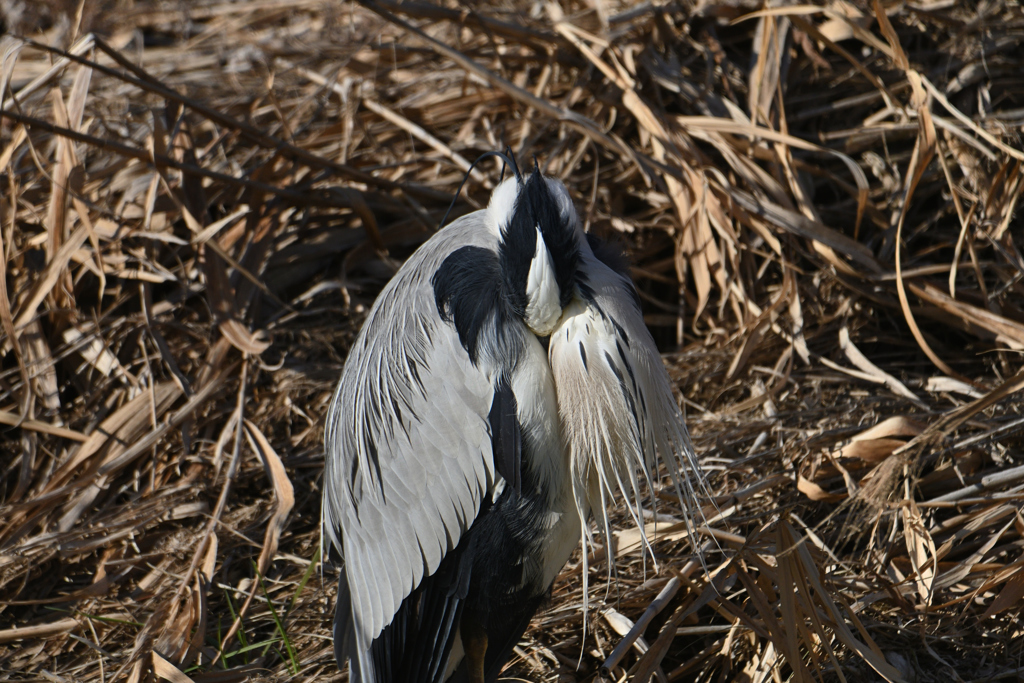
[485,176,519,237]
[524,227,561,336]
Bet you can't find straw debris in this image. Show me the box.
[2,0,1023,681]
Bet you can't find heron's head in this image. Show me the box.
[489,172,581,337]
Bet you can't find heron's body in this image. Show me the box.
[324,169,702,683]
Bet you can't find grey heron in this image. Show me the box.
[323,159,703,683]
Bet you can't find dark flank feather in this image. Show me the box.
[488,375,522,495]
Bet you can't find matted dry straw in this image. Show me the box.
[1,0,1023,681]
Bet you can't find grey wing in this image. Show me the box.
[322,219,502,658]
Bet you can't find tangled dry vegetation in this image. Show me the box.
[1,0,1023,681]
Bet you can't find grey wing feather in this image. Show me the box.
[323,215,504,661]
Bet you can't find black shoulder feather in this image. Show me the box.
[432,246,506,364]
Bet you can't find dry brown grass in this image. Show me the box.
[1,1,1023,681]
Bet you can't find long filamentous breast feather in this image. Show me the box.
[548,245,706,615]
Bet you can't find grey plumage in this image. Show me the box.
[324,218,509,652]
[323,170,704,683]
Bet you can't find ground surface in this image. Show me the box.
[1,1,1023,682]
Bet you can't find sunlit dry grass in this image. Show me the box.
[1,1,1023,682]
